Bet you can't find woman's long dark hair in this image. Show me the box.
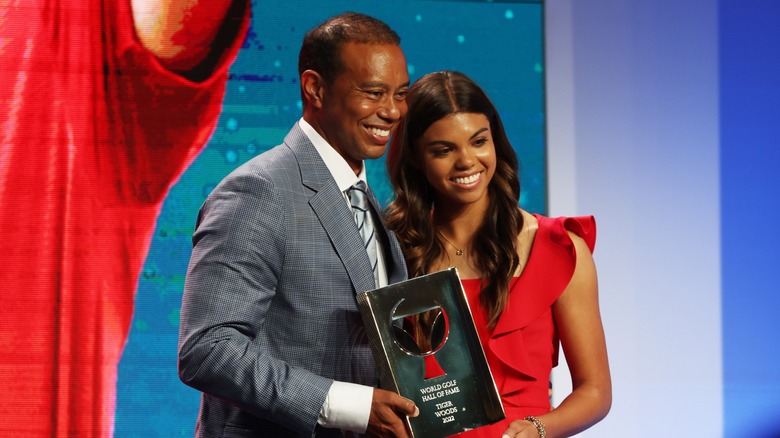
[386,71,523,329]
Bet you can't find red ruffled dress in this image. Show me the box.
[452,215,596,437]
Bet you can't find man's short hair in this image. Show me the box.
[298,12,401,84]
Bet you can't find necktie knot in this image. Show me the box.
[348,180,370,212]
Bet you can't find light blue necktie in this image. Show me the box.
[348,181,379,286]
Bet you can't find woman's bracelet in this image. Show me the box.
[523,416,547,438]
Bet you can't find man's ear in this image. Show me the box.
[301,70,325,109]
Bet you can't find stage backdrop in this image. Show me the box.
[115,1,546,435]
[546,1,780,437]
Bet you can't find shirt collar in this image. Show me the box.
[299,118,366,192]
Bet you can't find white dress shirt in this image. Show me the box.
[299,118,386,433]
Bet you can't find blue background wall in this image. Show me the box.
[720,1,780,436]
[546,1,780,437]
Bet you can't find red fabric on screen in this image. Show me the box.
[0,1,247,435]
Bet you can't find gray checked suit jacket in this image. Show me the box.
[178,123,408,437]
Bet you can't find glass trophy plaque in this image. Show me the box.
[356,268,505,437]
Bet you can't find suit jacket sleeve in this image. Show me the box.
[177,165,332,435]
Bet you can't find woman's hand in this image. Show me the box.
[501,418,545,438]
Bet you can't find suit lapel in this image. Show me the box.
[285,124,377,294]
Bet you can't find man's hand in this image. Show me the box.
[365,388,419,437]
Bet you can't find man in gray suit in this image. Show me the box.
[178,12,418,437]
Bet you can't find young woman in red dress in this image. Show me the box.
[386,71,611,438]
